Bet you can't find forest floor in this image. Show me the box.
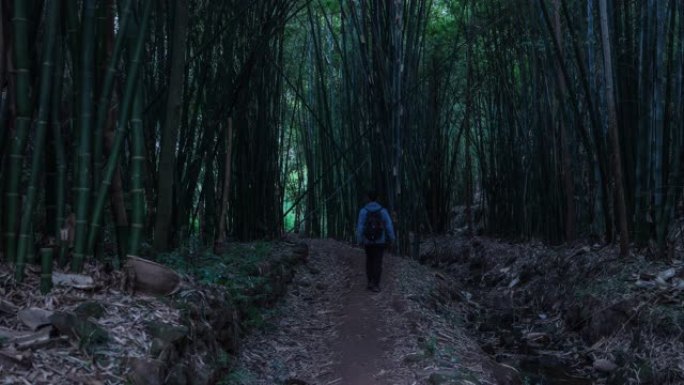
[230,235,684,385]
[417,234,684,385]
[1,235,683,384]
[228,238,505,385]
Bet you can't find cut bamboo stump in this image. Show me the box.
[125,255,181,296]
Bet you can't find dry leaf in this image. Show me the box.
[593,358,618,372]
[17,308,54,331]
[657,268,677,281]
[0,299,18,314]
[52,272,96,289]
[0,350,32,370]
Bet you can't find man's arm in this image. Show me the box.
[383,209,396,242]
[356,209,366,244]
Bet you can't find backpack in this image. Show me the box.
[363,208,385,242]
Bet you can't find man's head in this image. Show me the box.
[367,190,378,202]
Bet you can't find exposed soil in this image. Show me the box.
[334,246,399,384]
[230,238,497,385]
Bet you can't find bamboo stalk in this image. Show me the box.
[93,0,133,190]
[652,2,669,254]
[15,0,60,281]
[71,0,98,273]
[51,43,68,268]
[217,118,234,246]
[128,85,145,258]
[58,227,69,268]
[5,0,32,264]
[52,31,66,240]
[154,0,189,251]
[0,2,6,165]
[599,0,630,257]
[40,248,53,294]
[86,0,153,257]
[656,2,683,256]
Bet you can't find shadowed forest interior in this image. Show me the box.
[1,0,684,384]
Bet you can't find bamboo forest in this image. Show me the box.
[1,0,684,384]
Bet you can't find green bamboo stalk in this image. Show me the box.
[58,231,69,268]
[635,2,656,245]
[216,119,234,245]
[4,0,32,263]
[0,2,5,113]
[40,248,53,294]
[25,222,36,265]
[15,0,60,282]
[52,42,68,267]
[652,2,669,253]
[0,90,8,171]
[92,1,108,262]
[65,0,80,59]
[656,2,683,256]
[93,0,133,196]
[92,0,133,262]
[154,0,189,250]
[65,0,80,133]
[71,0,98,273]
[128,86,145,257]
[203,162,217,244]
[0,86,7,157]
[52,32,66,238]
[86,0,153,257]
[599,0,630,256]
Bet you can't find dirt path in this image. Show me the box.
[334,244,402,384]
[230,239,495,385]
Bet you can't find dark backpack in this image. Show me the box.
[363,209,385,241]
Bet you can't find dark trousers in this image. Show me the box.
[364,244,385,286]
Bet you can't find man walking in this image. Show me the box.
[356,190,396,292]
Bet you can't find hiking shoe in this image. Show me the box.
[370,285,381,293]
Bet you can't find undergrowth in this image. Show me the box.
[158,241,277,329]
[158,242,272,293]
[158,241,288,383]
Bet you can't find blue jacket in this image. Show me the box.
[356,202,396,245]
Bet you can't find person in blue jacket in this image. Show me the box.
[356,190,395,292]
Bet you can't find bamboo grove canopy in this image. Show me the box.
[1,0,683,279]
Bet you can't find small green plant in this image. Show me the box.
[422,335,437,357]
[219,368,256,385]
[216,348,231,367]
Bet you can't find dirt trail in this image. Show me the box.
[334,244,400,384]
[231,238,494,385]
